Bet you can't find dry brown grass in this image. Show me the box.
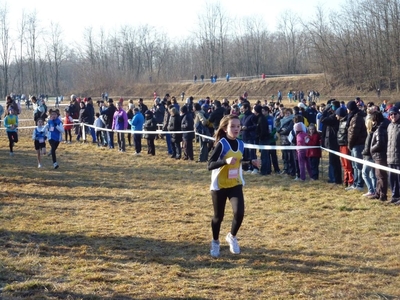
[0,107,400,299]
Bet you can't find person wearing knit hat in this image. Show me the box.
[345,99,367,192]
[387,105,400,203]
[294,122,303,132]
[180,104,194,161]
[335,107,347,118]
[253,105,262,114]
[254,104,270,175]
[143,109,157,156]
[320,100,342,184]
[346,100,358,112]
[335,106,353,188]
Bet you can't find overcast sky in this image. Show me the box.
[6,0,347,42]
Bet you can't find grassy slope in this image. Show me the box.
[86,74,395,104]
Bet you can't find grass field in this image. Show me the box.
[0,107,399,299]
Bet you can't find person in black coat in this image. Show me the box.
[77,101,89,142]
[86,98,96,143]
[321,101,342,184]
[208,100,225,132]
[180,105,194,160]
[386,106,400,203]
[143,110,157,155]
[370,111,390,201]
[100,98,117,149]
[254,105,270,175]
[168,106,182,159]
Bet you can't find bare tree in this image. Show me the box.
[0,4,12,96]
[45,22,66,95]
[24,11,39,95]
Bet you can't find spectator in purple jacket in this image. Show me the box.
[112,101,128,152]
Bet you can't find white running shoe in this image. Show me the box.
[38,163,42,168]
[225,233,240,254]
[210,240,220,258]
[53,162,59,169]
[251,169,259,174]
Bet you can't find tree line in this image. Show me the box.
[0,0,399,98]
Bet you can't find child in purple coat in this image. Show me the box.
[294,122,312,181]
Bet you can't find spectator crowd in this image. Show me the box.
[2,90,400,205]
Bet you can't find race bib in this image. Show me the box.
[228,168,239,179]
[39,138,44,143]
[49,127,54,132]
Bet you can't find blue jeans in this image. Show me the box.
[107,130,114,148]
[259,140,271,175]
[329,164,334,182]
[362,158,376,193]
[351,145,364,188]
[165,133,173,154]
[90,127,96,142]
[389,164,400,198]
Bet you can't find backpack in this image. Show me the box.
[196,122,210,136]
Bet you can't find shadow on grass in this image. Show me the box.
[0,147,203,192]
[1,228,399,298]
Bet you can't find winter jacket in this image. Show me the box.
[347,110,367,150]
[143,115,157,140]
[336,117,348,146]
[320,110,339,150]
[162,106,170,131]
[79,106,89,124]
[277,117,294,146]
[306,132,322,158]
[241,110,257,141]
[296,131,308,151]
[46,118,64,141]
[256,113,269,142]
[361,131,374,160]
[154,104,165,124]
[112,109,128,130]
[387,119,400,165]
[127,110,134,129]
[86,103,95,124]
[129,112,144,132]
[181,112,194,141]
[370,119,389,162]
[168,112,182,143]
[101,104,117,128]
[208,106,225,130]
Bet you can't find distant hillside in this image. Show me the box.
[82,74,395,104]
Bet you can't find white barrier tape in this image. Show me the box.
[0,119,35,122]
[82,123,194,135]
[194,133,319,150]
[0,126,37,130]
[321,147,400,175]
[4,121,400,175]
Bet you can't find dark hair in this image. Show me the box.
[194,103,201,111]
[294,114,304,123]
[242,102,250,110]
[262,105,270,113]
[180,105,188,113]
[95,112,100,117]
[370,111,384,125]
